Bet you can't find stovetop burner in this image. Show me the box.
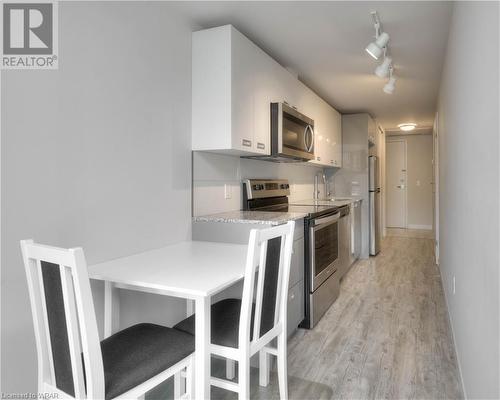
[243,179,339,219]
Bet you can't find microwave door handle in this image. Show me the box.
[303,125,309,151]
[304,125,314,152]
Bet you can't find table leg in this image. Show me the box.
[104,281,119,338]
[194,296,210,400]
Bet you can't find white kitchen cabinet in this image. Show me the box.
[331,108,343,167]
[310,99,328,165]
[192,25,342,162]
[231,29,257,153]
[253,49,289,153]
[289,237,305,288]
[192,218,306,337]
[310,98,342,168]
[287,280,304,337]
[192,25,268,155]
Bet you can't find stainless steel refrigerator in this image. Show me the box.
[369,156,381,255]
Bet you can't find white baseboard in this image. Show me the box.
[441,274,467,399]
[407,224,433,230]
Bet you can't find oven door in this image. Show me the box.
[309,211,340,291]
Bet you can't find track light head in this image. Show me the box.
[375,56,392,78]
[383,76,396,94]
[366,42,382,60]
[365,32,390,60]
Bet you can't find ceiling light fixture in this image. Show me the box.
[398,123,417,131]
[383,67,396,94]
[365,12,390,60]
[375,53,392,78]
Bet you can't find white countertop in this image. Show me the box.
[193,210,308,225]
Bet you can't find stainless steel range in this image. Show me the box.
[243,179,348,328]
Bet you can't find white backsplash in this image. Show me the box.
[192,152,325,216]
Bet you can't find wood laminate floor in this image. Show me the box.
[151,235,464,400]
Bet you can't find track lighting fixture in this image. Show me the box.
[383,67,396,94]
[365,12,390,60]
[366,11,397,94]
[375,54,392,78]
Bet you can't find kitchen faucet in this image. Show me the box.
[314,172,330,200]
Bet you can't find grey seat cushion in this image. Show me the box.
[101,323,194,399]
[173,298,255,348]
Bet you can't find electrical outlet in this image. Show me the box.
[224,184,232,200]
[452,276,456,295]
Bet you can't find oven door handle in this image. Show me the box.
[313,212,340,227]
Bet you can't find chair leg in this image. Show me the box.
[226,358,236,380]
[277,332,288,400]
[185,361,194,400]
[259,350,270,387]
[238,356,250,400]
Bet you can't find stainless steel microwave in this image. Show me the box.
[270,102,315,162]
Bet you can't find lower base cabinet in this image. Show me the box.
[287,280,304,337]
[192,219,305,338]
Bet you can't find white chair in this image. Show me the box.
[174,221,295,399]
[20,240,195,400]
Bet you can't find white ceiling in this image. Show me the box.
[173,1,453,131]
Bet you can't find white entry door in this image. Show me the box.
[386,140,407,228]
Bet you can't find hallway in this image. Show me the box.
[286,234,463,399]
[201,234,465,399]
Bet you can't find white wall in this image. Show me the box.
[1,3,194,392]
[437,2,499,398]
[387,134,434,229]
[193,152,324,216]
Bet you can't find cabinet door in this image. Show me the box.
[279,69,300,109]
[309,98,329,166]
[295,83,316,118]
[331,108,342,167]
[287,280,304,337]
[311,101,343,168]
[253,49,286,155]
[231,28,255,152]
[289,238,305,287]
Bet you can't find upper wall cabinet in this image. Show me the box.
[192,25,342,163]
[193,25,281,155]
[309,97,342,168]
[192,25,259,154]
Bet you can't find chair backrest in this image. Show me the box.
[238,221,295,351]
[20,240,105,399]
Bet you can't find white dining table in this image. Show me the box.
[88,240,249,400]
